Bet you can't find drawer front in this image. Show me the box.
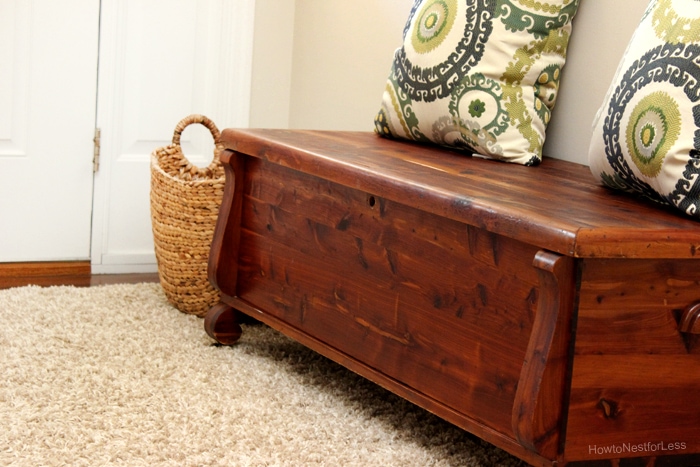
[235,157,542,439]
[566,258,700,461]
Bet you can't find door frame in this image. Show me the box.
[90,0,256,274]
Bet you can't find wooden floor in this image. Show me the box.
[0,261,160,290]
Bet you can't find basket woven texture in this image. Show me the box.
[150,115,225,316]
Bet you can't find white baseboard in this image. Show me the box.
[92,252,159,274]
[91,263,159,275]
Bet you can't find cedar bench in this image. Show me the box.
[204,128,700,467]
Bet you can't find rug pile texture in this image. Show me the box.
[0,283,525,466]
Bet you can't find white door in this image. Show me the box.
[0,0,99,262]
[91,0,255,274]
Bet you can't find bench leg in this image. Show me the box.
[204,302,243,345]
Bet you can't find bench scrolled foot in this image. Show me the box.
[204,302,243,345]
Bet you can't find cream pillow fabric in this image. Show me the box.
[588,0,700,219]
[374,0,580,166]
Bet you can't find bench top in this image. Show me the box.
[220,128,699,259]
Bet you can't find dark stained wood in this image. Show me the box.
[223,292,553,467]
[566,257,700,462]
[513,251,576,459]
[0,261,159,289]
[203,302,242,345]
[0,261,91,288]
[205,129,700,467]
[680,302,700,334]
[208,151,246,295]
[231,157,541,438]
[574,258,698,355]
[220,129,699,259]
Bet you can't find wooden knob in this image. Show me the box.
[679,302,700,334]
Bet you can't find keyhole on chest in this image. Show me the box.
[367,195,377,208]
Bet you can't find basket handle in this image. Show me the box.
[171,114,223,175]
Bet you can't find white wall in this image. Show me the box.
[249,0,296,128]
[287,0,412,131]
[250,0,411,131]
[250,1,649,165]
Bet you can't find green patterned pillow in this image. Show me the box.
[588,0,700,220]
[374,0,580,166]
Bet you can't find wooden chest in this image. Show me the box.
[205,129,700,467]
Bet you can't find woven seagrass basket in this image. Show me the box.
[150,114,225,316]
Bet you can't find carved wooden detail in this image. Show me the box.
[205,129,700,467]
[513,251,575,459]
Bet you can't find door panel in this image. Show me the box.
[0,0,99,261]
[91,0,255,273]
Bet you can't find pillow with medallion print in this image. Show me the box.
[588,0,700,220]
[373,0,580,166]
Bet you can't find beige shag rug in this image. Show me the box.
[0,283,526,467]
